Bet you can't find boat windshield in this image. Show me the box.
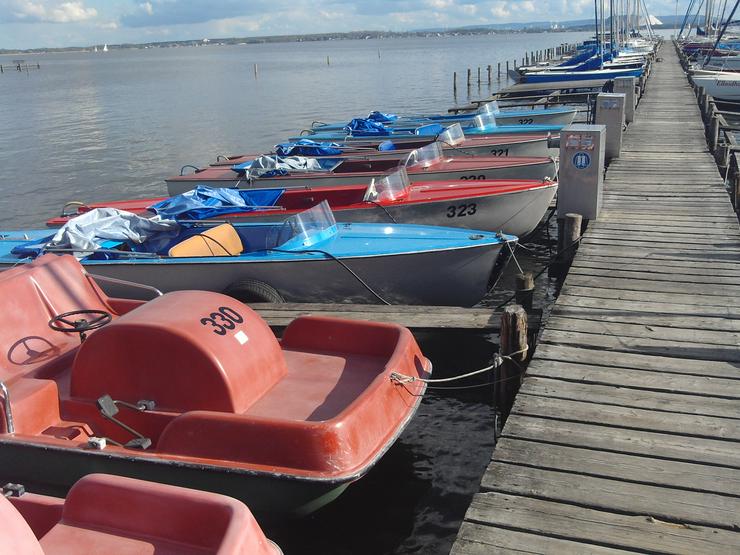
[437,123,465,146]
[363,167,410,202]
[403,142,443,168]
[472,113,496,129]
[268,200,338,249]
[476,101,500,114]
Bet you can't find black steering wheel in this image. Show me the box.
[49,309,112,339]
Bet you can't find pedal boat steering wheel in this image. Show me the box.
[48,309,112,342]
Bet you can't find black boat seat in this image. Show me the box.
[168,224,243,257]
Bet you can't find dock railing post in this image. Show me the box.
[709,110,720,154]
[497,305,528,417]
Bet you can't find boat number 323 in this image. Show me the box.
[447,203,477,218]
[200,306,244,335]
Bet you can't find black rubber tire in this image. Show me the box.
[223,279,285,303]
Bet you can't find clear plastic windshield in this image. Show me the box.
[268,200,338,249]
[472,113,497,129]
[403,142,444,168]
[437,123,465,146]
[363,167,410,202]
[476,101,500,114]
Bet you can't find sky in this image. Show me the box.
[0,0,683,50]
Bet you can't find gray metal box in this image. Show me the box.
[558,124,605,220]
[595,92,626,160]
[613,77,636,123]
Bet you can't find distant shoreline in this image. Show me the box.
[0,27,585,55]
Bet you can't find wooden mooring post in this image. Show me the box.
[514,272,534,312]
[467,68,471,87]
[495,305,528,416]
[549,213,583,278]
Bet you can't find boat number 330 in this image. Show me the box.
[447,203,477,218]
[200,306,244,335]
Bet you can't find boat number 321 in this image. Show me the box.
[200,306,244,335]
[447,203,477,218]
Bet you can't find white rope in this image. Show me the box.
[507,240,524,274]
[390,346,528,385]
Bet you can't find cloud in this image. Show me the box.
[1,0,97,23]
[121,0,275,28]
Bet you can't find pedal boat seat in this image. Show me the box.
[4,474,279,554]
[168,223,243,257]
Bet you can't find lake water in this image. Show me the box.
[0,31,590,228]
[0,31,586,554]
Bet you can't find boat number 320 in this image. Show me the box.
[200,306,244,335]
[447,203,477,218]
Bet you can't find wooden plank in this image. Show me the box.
[526,359,740,399]
[569,265,740,286]
[493,438,740,496]
[480,463,740,530]
[539,328,740,362]
[571,257,740,277]
[545,315,740,347]
[464,493,740,555]
[503,415,740,468]
[533,343,740,379]
[451,522,634,555]
[561,284,740,307]
[512,393,740,441]
[564,274,740,299]
[552,304,740,332]
[521,376,740,419]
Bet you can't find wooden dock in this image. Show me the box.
[451,45,740,553]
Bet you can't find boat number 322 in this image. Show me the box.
[200,306,244,335]
[447,203,477,218]
[518,118,534,124]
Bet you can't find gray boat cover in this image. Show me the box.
[247,155,339,179]
[50,207,179,258]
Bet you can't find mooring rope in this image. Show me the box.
[389,346,528,385]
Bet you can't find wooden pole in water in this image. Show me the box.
[514,273,535,312]
[497,62,501,78]
[467,68,471,87]
[453,71,457,93]
[477,66,481,85]
[487,64,492,84]
[326,56,330,66]
[497,305,528,416]
[506,60,509,74]
[253,63,258,78]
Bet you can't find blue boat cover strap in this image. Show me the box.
[274,139,343,157]
[414,123,445,136]
[344,118,391,137]
[149,185,284,221]
[367,111,398,122]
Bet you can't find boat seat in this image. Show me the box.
[0,495,44,555]
[168,224,243,257]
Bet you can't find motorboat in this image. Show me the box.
[165,142,556,195]
[0,254,430,516]
[2,201,517,306]
[2,474,280,554]
[308,101,578,130]
[49,168,557,239]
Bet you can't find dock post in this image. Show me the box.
[497,305,528,416]
[497,62,501,78]
[467,68,471,87]
[514,273,535,312]
[506,60,509,74]
[560,213,583,255]
[487,65,491,84]
[709,111,720,154]
[453,72,457,94]
[477,66,481,85]
[253,63,258,78]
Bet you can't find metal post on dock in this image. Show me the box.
[496,305,528,416]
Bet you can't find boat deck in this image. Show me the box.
[451,44,740,553]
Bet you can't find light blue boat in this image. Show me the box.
[0,201,516,307]
[310,102,578,131]
[292,116,563,144]
[515,66,644,85]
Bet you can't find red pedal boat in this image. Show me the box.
[3,474,280,554]
[0,255,429,517]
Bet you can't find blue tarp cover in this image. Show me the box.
[414,123,445,136]
[378,140,397,151]
[275,139,343,157]
[344,118,391,136]
[149,186,284,220]
[367,111,398,122]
